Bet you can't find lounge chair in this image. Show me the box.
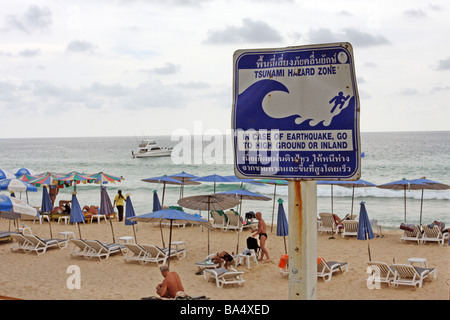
[210,211,227,230]
[0,231,15,242]
[317,257,349,282]
[195,254,220,271]
[342,220,359,238]
[391,264,435,288]
[318,213,339,234]
[400,224,422,244]
[421,225,449,245]
[123,243,152,264]
[10,233,31,252]
[224,211,243,232]
[367,261,395,286]
[69,238,93,258]
[84,240,125,260]
[23,234,68,255]
[203,267,246,288]
[140,244,186,266]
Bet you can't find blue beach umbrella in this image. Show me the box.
[0,194,39,220]
[100,186,116,243]
[71,193,85,238]
[169,172,200,198]
[128,209,213,267]
[14,168,34,177]
[191,174,234,193]
[153,190,162,212]
[125,195,138,242]
[357,202,375,261]
[276,198,289,254]
[142,175,183,206]
[0,169,15,180]
[0,178,37,203]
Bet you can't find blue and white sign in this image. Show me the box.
[232,43,361,180]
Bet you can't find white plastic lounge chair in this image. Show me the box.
[69,238,93,258]
[421,225,449,245]
[391,264,435,288]
[140,244,186,266]
[317,258,349,282]
[210,211,227,230]
[318,213,339,234]
[123,243,152,264]
[195,254,220,271]
[367,261,395,285]
[203,267,246,288]
[10,233,31,252]
[224,211,243,232]
[84,240,125,260]
[23,234,68,255]
[342,220,359,238]
[400,224,422,244]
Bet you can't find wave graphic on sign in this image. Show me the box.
[236,79,355,131]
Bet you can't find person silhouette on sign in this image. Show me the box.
[329,92,350,113]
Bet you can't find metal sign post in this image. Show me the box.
[288,180,317,300]
[232,43,360,300]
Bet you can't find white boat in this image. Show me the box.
[132,140,172,158]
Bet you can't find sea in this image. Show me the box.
[1,131,449,230]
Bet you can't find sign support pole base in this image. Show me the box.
[288,180,317,300]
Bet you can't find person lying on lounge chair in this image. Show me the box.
[211,251,234,269]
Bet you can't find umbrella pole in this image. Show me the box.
[419,189,424,226]
[351,186,355,215]
[403,188,406,223]
[270,185,276,233]
[133,225,137,243]
[167,220,173,268]
[109,219,115,243]
[77,222,82,239]
[49,219,53,238]
[367,238,372,261]
[160,221,165,248]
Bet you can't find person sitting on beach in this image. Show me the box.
[211,251,234,269]
[156,265,185,299]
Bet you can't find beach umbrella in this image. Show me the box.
[357,202,375,261]
[141,175,183,206]
[128,209,213,267]
[70,193,85,239]
[377,177,450,224]
[100,186,116,243]
[0,169,15,180]
[191,174,235,193]
[13,168,35,177]
[276,198,289,254]
[216,189,271,253]
[178,194,240,254]
[124,195,138,242]
[224,175,259,189]
[88,172,124,185]
[169,172,200,198]
[0,194,39,220]
[317,179,377,216]
[41,186,54,238]
[56,171,94,192]
[29,172,65,187]
[0,178,38,203]
[254,179,288,232]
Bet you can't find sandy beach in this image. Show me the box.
[0,217,448,301]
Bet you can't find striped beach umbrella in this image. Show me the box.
[0,194,39,220]
[0,169,16,180]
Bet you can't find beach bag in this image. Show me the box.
[399,223,415,232]
[246,237,260,258]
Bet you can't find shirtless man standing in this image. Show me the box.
[156,265,185,299]
[251,212,271,262]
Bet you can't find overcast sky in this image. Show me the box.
[0,0,449,138]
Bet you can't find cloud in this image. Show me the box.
[307,28,390,48]
[66,40,98,53]
[204,18,283,44]
[18,49,41,57]
[147,63,180,75]
[435,57,450,70]
[4,5,52,34]
[403,9,427,19]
